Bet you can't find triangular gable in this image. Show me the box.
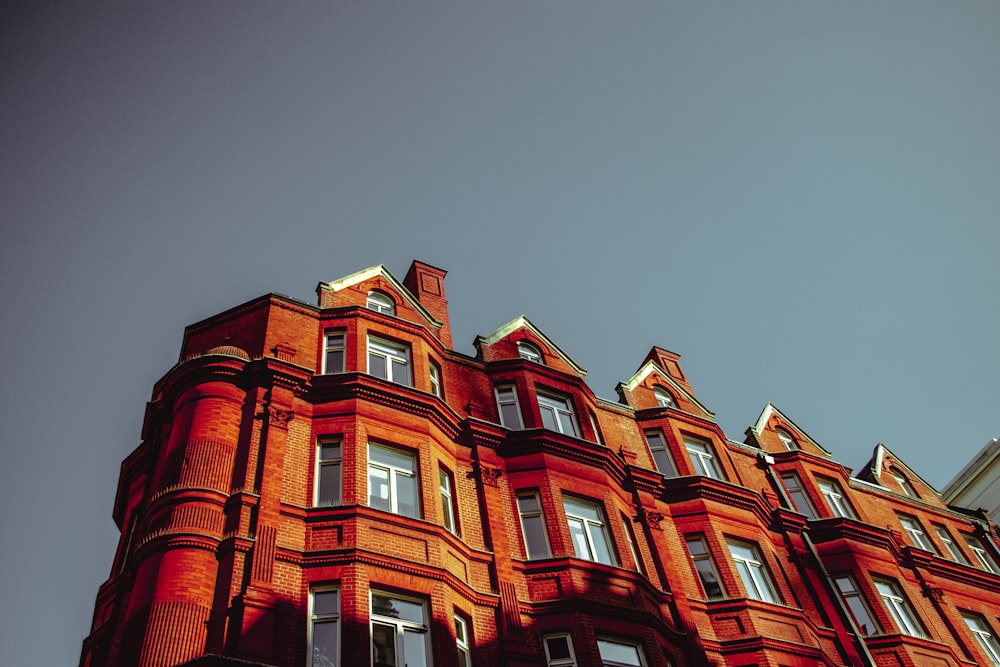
[318,264,441,328]
[747,403,832,457]
[860,443,941,497]
[476,315,586,376]
[620,360,714,419]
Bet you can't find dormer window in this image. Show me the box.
[776,428,797,451]
[366,291,395,316]
[654,387,676,409]
[891,471,918,499]
[517,340,544,364]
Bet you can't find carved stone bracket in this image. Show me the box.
[468,466,503,487]
[642,510,665,530]
[921,582,944,602]
[267,407,294,430]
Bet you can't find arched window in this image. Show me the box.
[517,340,544,364]
[654,387,676,409]
[366,291,395,316]
[776,428,797,451]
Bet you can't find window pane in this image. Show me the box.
[522,515,549,559]
[318,463,341,505]
[693,560,723,599]
[652,450,676,477]
[369,353,387,379]
[540,405,558,431]
[396,473,418,518]
[517,495,539,513]
[564,498,600,521]
[591,528,614,565]
[545,635,571,660]
[325,350,344,374]
[391,358,411,386]
[369,467,390,511]
[500,403,522,429]
[402,629,427,667]
[597,639,642,665]
[313,620,338,667]
[558,411,579,437]
[370,445,414,471]
[314,590,339,615]
[568,518,591,559]
[372,622,397,667]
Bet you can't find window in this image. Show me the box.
[454,614,471,667]
[817,478,856,519]
[517,492,551,559]
[309,588,340,667]
[517,340,544,364]
[368,336,411,386]
[544,634,577,666]
[429,360,442,397]
[495,385,523,430]
[727,540,781,603]
[653,387,676,409]
[366,291,395,315]
[891,471,918,498]
[964,613,1000,665]
[685,536,725,600]
[371,592,429,667]
[538,392,580,437]
[322,332,345,374]
[368,444,419,518]
[598,639,646,666]
[589,410,604,445]
[934,525,968,564]
[684,437,724,480]
[564,496,616,565]
[898,515,938,554]
[620,512,644,574]
[439,467,458,535]
[874,578,925,637]
[833,574,880,636]
[775,428,797,451]
[780,472,816,520]
[315,438,342,506]
[964,534,1000,573]
[645,431,678,477]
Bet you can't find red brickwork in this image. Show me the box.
[82,260,1000,667]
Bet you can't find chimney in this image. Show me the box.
[403,260,453,349]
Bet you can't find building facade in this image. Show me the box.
[943,438,1000,526]
[81,260,1000,667]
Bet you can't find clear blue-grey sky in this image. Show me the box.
[2,2,998,664]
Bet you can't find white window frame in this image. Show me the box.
[366,291,395,315]
[597,638,647,666]
[454,613,471,667]
[563,496,616,566]
[899,515,937,553]
[776,428,797,451]
[309,587,340,667]
[537,391,580,437]
[965,534,1000,573]
[833,574,880,636]
[818,478,856,519]
[934,525,968,564]
[874,578,926,638]
[370,591,430,667]
[727,539,781,604]
[653,387,676,409]
[429,360,442,397]
[620,512,644,574]
[517,491,551,559]
[368,443,420,518]
[685,535,725,600]
[517,340,544,364]
[322,331,345,374]
[495,385,523,430]
[589,410,604,446]
[315,438,342,507]
[645,430,678,477]
[439,467,458,535]
[964,613,1000,665]
[543,633,577,666]
[684,437,724,480]
[891,471,918,498]
[367,336,411,386]
[780,472,816,520]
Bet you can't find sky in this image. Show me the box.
[2,2,998,664]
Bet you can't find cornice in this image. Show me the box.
[663,476,773,527]
[499,428,629,487]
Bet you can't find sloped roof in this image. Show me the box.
[859,442,941,495]
[476,315,586,376]
[318,264,441,327]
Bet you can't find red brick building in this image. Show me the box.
[81,260,1000,667]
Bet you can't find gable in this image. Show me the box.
[316,264,442,330]
[475,315,586,376]
[747,403,831,457]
